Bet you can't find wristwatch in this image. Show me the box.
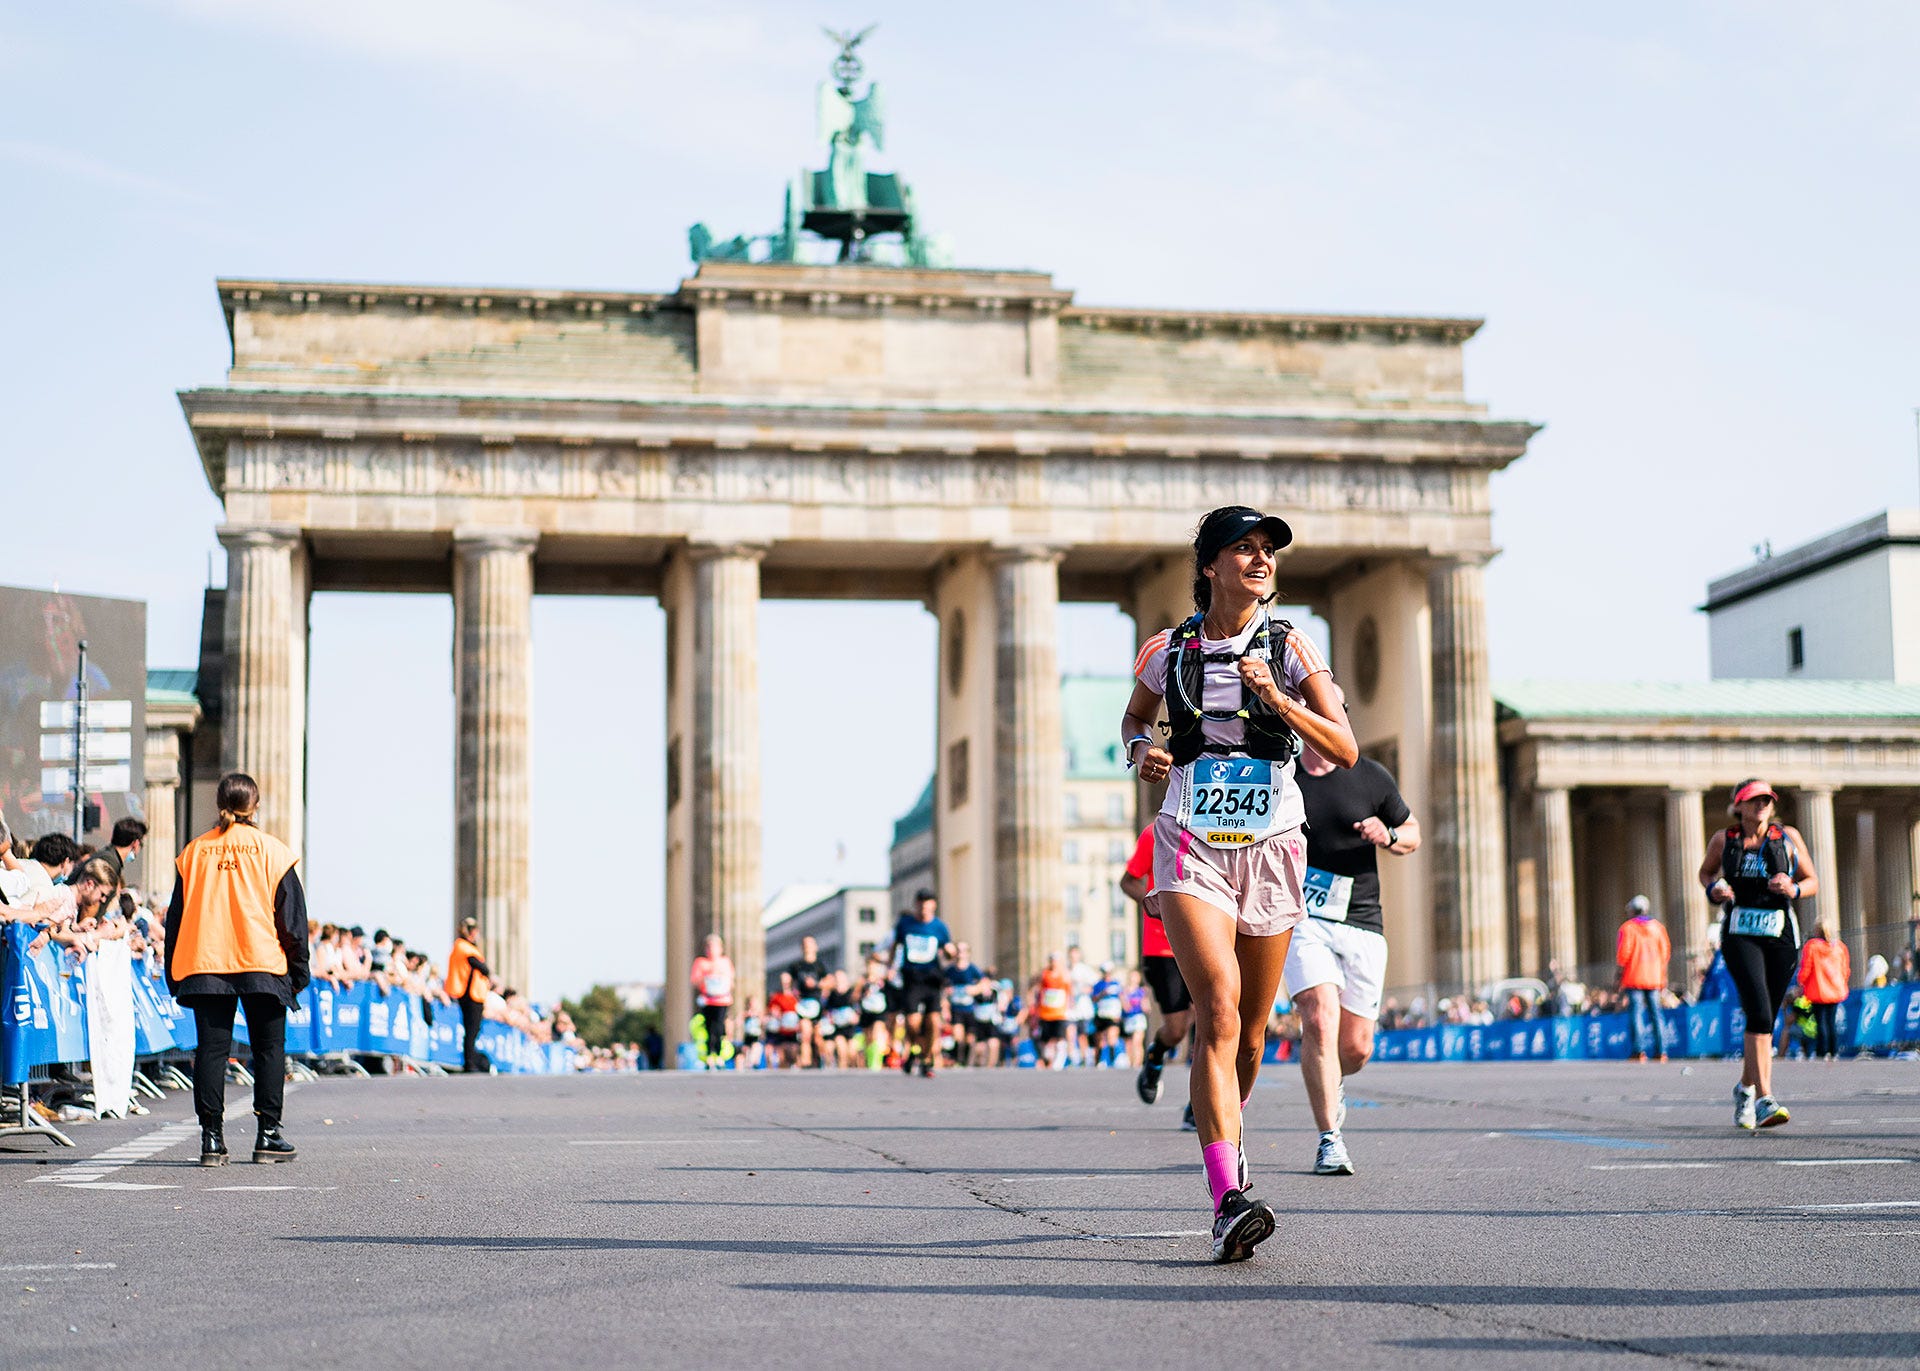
[1385,827,1398,849]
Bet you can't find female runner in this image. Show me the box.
[1699,779,1821,1128]
[1121,505,1356,1262]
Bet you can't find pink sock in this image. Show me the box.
[1202,1140,1240,1211]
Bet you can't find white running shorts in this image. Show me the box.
[1283,915,1388,1019]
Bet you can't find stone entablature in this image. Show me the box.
[1505,717,1920,792]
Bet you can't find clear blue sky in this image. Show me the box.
[3,2,1915,1000]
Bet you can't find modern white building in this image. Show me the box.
[761,883,891,990]
[1705,509,1920,682]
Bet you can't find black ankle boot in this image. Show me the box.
[200,1125,228,1167]
[253,1124,297,1164]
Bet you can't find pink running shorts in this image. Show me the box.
[1150,812,1306,938]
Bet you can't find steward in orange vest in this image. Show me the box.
[166,820,309,999]
[163,772,309,1166]
[446,917,494,1073]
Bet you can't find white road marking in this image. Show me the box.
[205,1185,338,1192]
[1830,1116,1920,1125]
[60,1182,181,1191]
[566,1139,757,1147]
[1594,1157,1914,1171]
[0,1263,118,1272]
[1084,1229,1208,1240]
[1789,1200,1920,1212]
[29,1088,291,1186]
[997,1175,1108,1182]
[1777,1158,1914,1167]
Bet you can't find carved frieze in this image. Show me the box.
[222,434,1484,521]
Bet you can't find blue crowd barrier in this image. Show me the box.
[1370,983,1920,1063]
[3,925,572,1085]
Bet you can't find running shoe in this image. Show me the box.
[1181,1102,1198,1132]
[901,1050,916,1077]
[1754,1096,1790,1128]
[1734,1084,1757,1131]
[1209,1189,1276,1264]
[1136,1053,1165,1105]
[1313,1130,1354,1176]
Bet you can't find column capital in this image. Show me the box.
[986,542,1068,566]
[684,538,770,564]
[216,523,303,553]
[452,526,539,559]
[1424,548,1498,573]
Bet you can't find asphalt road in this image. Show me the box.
[4,1057,1918,1369]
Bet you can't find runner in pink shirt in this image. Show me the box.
[690,935,735,1067]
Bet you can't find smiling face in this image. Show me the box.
[1204,530,1279,606]
[1734,794,1775,829]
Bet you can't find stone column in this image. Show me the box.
[689,543,767,1007]
[217,525,308,849]
[1795,786,1838,938]
[1535,787,1577,979]
[1626,800,1663,914]
[1907,809,1920,962]
[1848,807,1875,975]
[1427,556,1507,990]
[992,547,1066,982]
[1664,788,1708,993]
[1588,797,1627,970]
[1875,803,1914,961]
[141,727,182,904]
[453,529,535,996]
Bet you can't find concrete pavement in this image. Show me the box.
[4,1058,1917,1368]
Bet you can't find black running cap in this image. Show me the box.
[1197,507,1293,564]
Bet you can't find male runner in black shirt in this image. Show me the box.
[787,935,832,1069]
[1283,722,1418,1177]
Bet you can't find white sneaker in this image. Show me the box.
[1314,1130,1354,1176]
[1735,1084,1757,1131]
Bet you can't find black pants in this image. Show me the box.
[698,1005,728,1059]
[1722,933,1799,1033]
[460,996,488,1072]
[191,995,286,1130]
[1812,1002,1839,1058]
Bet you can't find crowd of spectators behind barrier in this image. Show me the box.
[0,814,642,1100]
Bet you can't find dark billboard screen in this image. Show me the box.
[0,584,146,847]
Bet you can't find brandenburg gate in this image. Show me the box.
[180,258,1537,1031]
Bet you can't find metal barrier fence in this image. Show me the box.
[1371,982,1920,1063]
[0,924,574,1148]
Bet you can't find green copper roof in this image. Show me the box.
[1496,679,1920,721]
[891,776,935,846]
[146,668,200,707]
[1063,675,1137,779]
[891,676,1137,847]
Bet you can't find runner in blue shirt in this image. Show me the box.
[1090,965,1125,1067]
[890,889,955,1077]
[944,942,987,1067]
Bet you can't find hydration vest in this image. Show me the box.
[1719,823,1796,910]
[1163,612,1301,767]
